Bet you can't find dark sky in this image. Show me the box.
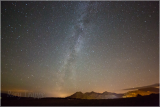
[1,1,159,97]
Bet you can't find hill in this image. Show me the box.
[66,91,123,99]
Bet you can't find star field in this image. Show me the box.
[1,1,159,97]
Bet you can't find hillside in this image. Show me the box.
[67,91,123,99]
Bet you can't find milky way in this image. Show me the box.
[57,2,93,91]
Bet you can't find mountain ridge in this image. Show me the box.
[67,91,123,99]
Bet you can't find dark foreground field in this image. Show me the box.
[1,93,159,106]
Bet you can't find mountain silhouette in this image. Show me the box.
[67,91,123,99]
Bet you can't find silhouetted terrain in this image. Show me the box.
[67,91,123,99]
[1,93,159,106]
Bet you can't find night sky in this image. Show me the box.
[1,1,159,97]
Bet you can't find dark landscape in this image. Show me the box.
[1,93,159,106]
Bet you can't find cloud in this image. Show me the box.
[123,83,160,91]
